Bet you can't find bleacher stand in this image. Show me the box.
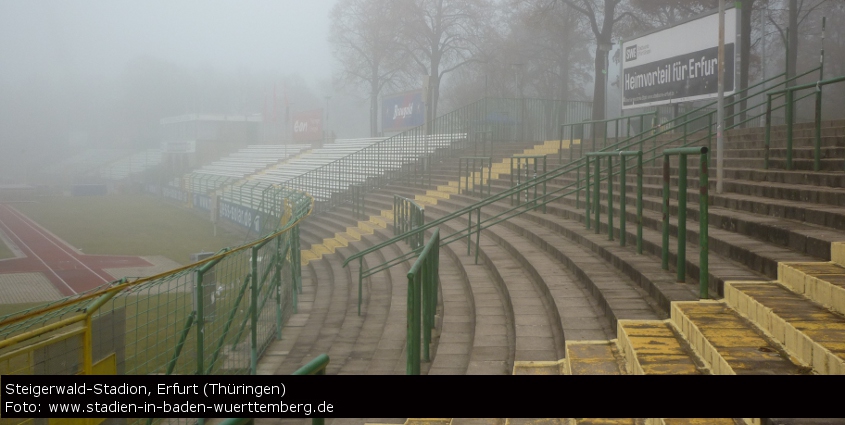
[187,144,310,195]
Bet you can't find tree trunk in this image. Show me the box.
[370,90,378,137]
[787,0,798,86]
[739,0,754,126]
[591,46,606,123]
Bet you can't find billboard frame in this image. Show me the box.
[619,5,741,110]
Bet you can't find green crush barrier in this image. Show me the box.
[585,151,643,254]
[342,67,819,312]
[765,74,845,171]
[406,228,440,375]
[221,354,329,425]
[662,147,710,299]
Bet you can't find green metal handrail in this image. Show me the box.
[561,111,658,161]
[459,156,493,197]
[585,151,643,254]
[221,354,329,425]
[394,195,425,249]
[662,147,710,299]
[510,155,547,213]
[343,67,817,299]
[406,228,440,375]
[765,74,845,171]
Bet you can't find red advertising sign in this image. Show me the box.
[292,109,324,141]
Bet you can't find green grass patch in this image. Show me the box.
[14,195,245,264]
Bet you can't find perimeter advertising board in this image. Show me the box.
[218,199,262,233]
[292,109,323,142]
[381,90,425,132]
[622,7,736,109]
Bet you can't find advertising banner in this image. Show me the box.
[622,8,736,109]
[192,193,212,212]
[292,109,324,142]
[218,200,262,233]
[381,90,425,132]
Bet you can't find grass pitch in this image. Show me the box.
[14,194,246,265]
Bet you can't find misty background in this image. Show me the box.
[2,0,843,184]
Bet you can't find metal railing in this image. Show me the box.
[585,150,643,254]
[561,111,658,162]
[394,195,425,250]
[282,98,592,213]
[765,74,845,171]
[222,353,329,425]
[406,228,440,375]
[0,185,312,425]
[459,156,493,197]
[339,67,818,304]
[662,147,710,299]
[510,155,547,213]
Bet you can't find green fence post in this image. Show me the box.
[275,236,282,339]
[814,88,822,172]
[422,253,431,363]
[195,269,205,377]
[594,155,600,235]
[677,154,687,283]
[467,210,472,256]
[700,153,710,299]
[358,257,363,316]
[765,94,772,169]
[786,89,794,170]
[607,155,614,241]
[637,152,643,255]
[662,154,670,270]
[620,154,627,247]
[250,246,259,375]
[475,207,481,265]
[586,156,591,230]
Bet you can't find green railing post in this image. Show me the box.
[594,154,600,235]
[166,311,196,376]
[195,268,205,376]
[786,89,794,170]
[700,153,710,299]
[475,207,481,265]
[677,154,688,283]
[765,94,772,169]
[607,154,614,241]
[250,246,259,375]
[662,154,670,270]
[636,152,643,255]
[467,210,472,256]
[814,87,822,172]
[620,154,627,247]
[358,257,363,316]
[275,236,282,339]
[585,156,591,230]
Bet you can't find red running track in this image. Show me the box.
[0,203,152,296]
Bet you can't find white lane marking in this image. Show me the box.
[2,205,111,284]
[0,206,77,294]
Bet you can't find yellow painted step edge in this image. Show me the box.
[670,301,737,375]
[724,281,844,375]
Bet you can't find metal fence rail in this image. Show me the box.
[341,67,824,302]
[406,228,440,375]
[0,185,313,425]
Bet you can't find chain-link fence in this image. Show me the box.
[0,185,312,425]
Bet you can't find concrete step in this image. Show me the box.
[724,281,845,374]
[724,157,844,172]
[724,146,845,160]
[670,301,808,375]
[564,341,626,375]
[616,320,705,375]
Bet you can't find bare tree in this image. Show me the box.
[400,0,492,120]
[560,0,638,121]
[330,0,406,136]
[766,0,828,84]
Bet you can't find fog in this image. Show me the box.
[0,0,364,183]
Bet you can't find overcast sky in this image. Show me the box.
[0,0,336,85]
